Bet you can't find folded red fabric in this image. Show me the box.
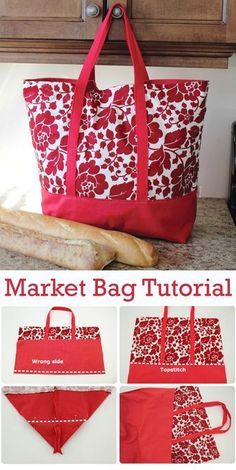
[4,387,111,454]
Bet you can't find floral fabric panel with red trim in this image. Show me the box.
[18,326,100,341]
[172,386,219,463]
[130,317,224,365]
[23,79,207,200]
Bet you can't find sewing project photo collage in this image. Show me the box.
[1,305,235,464]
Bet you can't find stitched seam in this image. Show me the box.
[14,369,105,374]
[28,419,87,423]
[130,363,224,366]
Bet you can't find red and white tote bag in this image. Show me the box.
[23,2,208,242]
[128,307,227,383]
[4,386,111,454]
[120,386,231,463]
[14,307,105,375]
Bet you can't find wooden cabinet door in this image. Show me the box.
[107,0,236,67]
[0,0,103,39]
[107,0,236,43]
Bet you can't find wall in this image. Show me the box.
[0,56,235,210]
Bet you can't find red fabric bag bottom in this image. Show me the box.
[5,387,111,454]
[14,338,105,375]
[42,188,197,242]
[128,364,227,384]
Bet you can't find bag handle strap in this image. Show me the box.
[84,3,148,85]
[45,306,76,339]
[66,2,149,202]
[160,307,195,364]
[172,401,231,444]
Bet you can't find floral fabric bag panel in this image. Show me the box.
[23,3,208,242]
[128,307,226,383]
[14,307,105,375]
[120,386,231,463]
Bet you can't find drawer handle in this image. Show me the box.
[86,3,101,17]
[112,6,123,18]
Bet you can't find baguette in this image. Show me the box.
[0,222,115,270]
[0,207,158,267]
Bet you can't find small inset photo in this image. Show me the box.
[120,306,235,384]
[2,386,116,464]
[2,305,117,384]
[120,385,235,464]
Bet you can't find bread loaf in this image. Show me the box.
[0,222,115,270]
[0,207,158,267]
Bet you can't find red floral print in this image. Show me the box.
[24,78,208,199]
[166,82,201,103]
[149,148,171,177]
[41,84,54,100]
[147,115,163,143]
[172,387,220,464]
[164,348,179,363]
[139,330,157,346]
[24,85,38,103]
[76,160,108,197]
[30,111,59,152]
[109,181,135,200]
[205,347,223,364]
[130,316,224,366]
[115,116,137,155]
[87,86,112,107]
[165,128,187,149]
[45,148,64,177]
[171,157,198,197]
[18,326,100,341]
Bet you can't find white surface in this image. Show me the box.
[120,306,235,383]
[2,306,117,384]
[120,385,235,464]
[0,56,236,209]
[1,387,116,464]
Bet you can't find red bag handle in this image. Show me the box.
[160,306,195,364]
[66,2,149,201]
[45,306,76,339]
[172,401,231,444]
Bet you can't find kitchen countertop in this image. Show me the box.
[0,198,235,270]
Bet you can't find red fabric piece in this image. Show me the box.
[5,389,110,454]
[120,388,175,463]
[14,307,105,375]
[120,387,231,463]
[42,188,197,242]
[127,307,227,383]
[24,3,208,242]
[128,364,227,384]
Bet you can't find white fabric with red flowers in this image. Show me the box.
[17,325,100,341]
[23,78,207,201]
[130,317,224,366]
[171,386,219,464]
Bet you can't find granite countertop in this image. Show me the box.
[0,198,235,270]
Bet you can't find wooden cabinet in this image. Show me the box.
[0,0,103,39]
[0,0,236,67]
[107,0,236,67]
